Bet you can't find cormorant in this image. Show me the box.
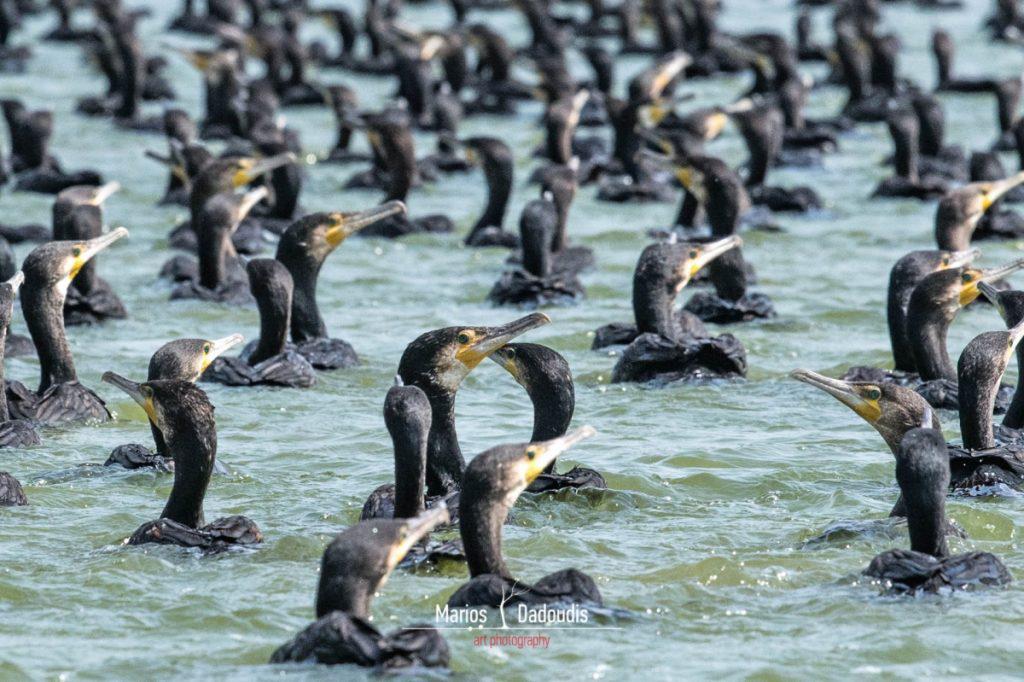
[170,187,268,304]
[863,426,1012,595]
[397,312,552,497]
[460,137,517,248]
[203,259,317,387]
[275,202,405,369]
[3,100,103,194]
[981,281,1024,430]
[872,108,949,200]
[8,228,129,425]
[932,29,998,93]
[270,506,451,668]
[103,373,263,552]
[446,427,604,608]
[934,173,1024,250]
[490,343,605,492]
[487,199,585,308]
[106,334,244,470]
[53,183,128,325]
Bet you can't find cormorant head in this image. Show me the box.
[54,181,120,213]
[627,51,690,104]
[914,260,1024,315]
[21,227,128,295]
[147,335,245,382]
[670,154,749,214]
[315,505,450,618]
[276,202,406,265]
[101,373,216,445]
[957,316,1024,388]
[636,235,742,295]
[459,136,511,168]
[790,369,938,454]
[198,186,269,236]
[162,108,196,145]
[935,173,1024,248]
[225,152,297,188]
[0,271,24,331]
[462,427,596,507]
[397,313,551,394]
[980,281,1024,327]
[384,383,432,446]
[489,343,573,410]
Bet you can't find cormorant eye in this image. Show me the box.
[457,333,471,345]
[865,388,881,401]
[962,272,974,283]
[203,344,211,354]
[71,247,81,258]
[526,449,536,460]
[689,250,699,259]
[941,256,950,266]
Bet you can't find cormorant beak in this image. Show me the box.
[961,259,1024,306]
[455,312,551,369]
[943,248,980,270]
[69,227,129,281]
[325,201,406,247]
[680,235,742,284]
[523,426,597,484]
[567,90,589,129]
[978,280,1005,313]
[703,111,729,140]
[419,34,447,61]
[201,334,245,372]
[233,152,297,187]
[179,49,212,72]
[639,99,673,128]
[102,372,158,425]
[236,187,269,225]
[5,271,24,296]
[979,171,1024,210]
[384,504,451,573]
[145,150,190,184]
[790,369,882,423]
[87,181,121,206]
[649,51,691,99]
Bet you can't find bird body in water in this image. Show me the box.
[103,373,262,552]
[863,426,1011,595]
[461,137,518,248]
[446,428,605,609]
[106,334,244,470]
[274,202,406,369]
[270,506,451,668]
[490,343,606,492]
[203,259,317,388]
[845,258,1024,411]
[397,313,552,497]
[52,183,128,325]
[2,99,103,194]
[0,272,39,450]
[8,228,129,425]
[593,236,748,385]
[872,109,949,201]
[488,199,585,308]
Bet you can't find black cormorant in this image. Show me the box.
[0,272,38,449]
[103,373,263,552]
[270,506,451,668]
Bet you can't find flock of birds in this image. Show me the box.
[2,0,1024,671]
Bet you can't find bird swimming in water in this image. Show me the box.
[843,257,1024,411]
[275,202,406,369]
[105,334,244,470]
[487,199,585,308]
[490,343,605,492]
[459,136,517,248]
[397,312,552,498]
[933,173,1024,251]
[270,505,451,668]
[592,236,748,384]
[2,100,103,194]
[862,425,1012,595]
[103,373,263,552]
[203,259,317,388]
[52,182,128,325]
[8,228,129,426]
[446,427,605,609]
[0,272,39,449]
[872,108,949,201]
[981,281,1024,432]
[170,187,268,304]
[842,248,979,383]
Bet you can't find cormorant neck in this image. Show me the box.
[1003,341,1024,429]
[632,276,676,340]
[250,284,290,365]
[459,485,511,578]
[526,378,572,474]
[197,226,230,291]
[906,301,955,381]
[958,358,998,450]
[893,128,919,181]
[22,285,76,390]
[904,485,949,558]
[383,137,416,202]
[424,388,465,496]
[886,269,920,373]
[471,155,512,235]
[160,424,215,528]
[392,425,427,519]
[317,575,374,620]
[279,254,327,342]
